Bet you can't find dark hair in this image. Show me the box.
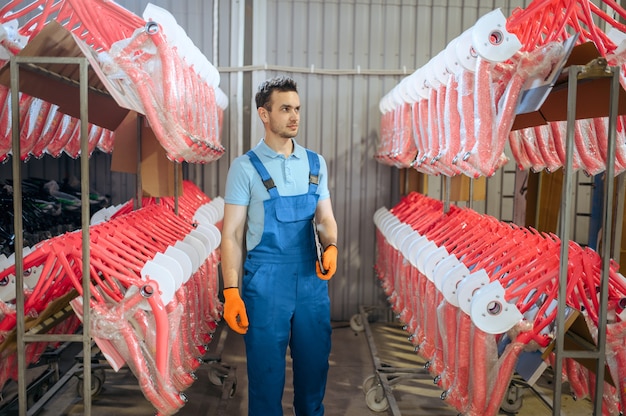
[255,76,298,110]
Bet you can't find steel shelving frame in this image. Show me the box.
[551,58,625,416]
[9,54,93,416]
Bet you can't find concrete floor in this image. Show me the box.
[9,319,595,416]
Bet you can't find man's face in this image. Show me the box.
[263,90,300,139]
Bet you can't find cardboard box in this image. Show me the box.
[512,40,626,131]
[0,289,78,354]
[111,112,183,197]
[449,175,486,201]
[400,168,428,195]
[542,308,615,387]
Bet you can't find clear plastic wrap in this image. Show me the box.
[436,300,458,391]
[89,286,185,415]
[466,325,498,415]
[108,27,224,164]
[0,1,225,163]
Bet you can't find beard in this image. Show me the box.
[276,126,298,139]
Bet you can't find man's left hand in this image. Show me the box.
[316,244,337,280]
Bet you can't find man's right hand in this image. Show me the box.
[222,288,249,334]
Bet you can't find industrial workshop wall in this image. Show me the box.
[159,0,536,321]
[0,0,543,320]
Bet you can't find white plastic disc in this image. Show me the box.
[193,209,212,226]
[440,261,471,307]
[152,252,184,290]
[432,51,450,85]
[184,234,207,265]
[472,9,522,63]
[413,70,431,100]
[23,264,43,289]
[392,224,415,252]
[424,61,441,90]
[470,280,523,334]
[415,241,438,277]
[423,246,449,282]
[190,229,212,255]
[196,223,221,252]
[432,254,459,293]
[408,236,430,269]
[456,28,478,72]
[444,37,463,76]
[140,260,176,307]
[174,240,200,274]
[378,213,400,237]
[399,230,419,260]
[373,207,390,227]
[0,274,16,302]
[164,245,192,283]
[456,268,490,314]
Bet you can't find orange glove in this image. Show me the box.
[316,244,338,280]
[223,288,249,334]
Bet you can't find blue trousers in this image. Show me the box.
[242,259,331,416]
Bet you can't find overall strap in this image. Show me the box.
[306,149,320,194]
[247,150,280,198]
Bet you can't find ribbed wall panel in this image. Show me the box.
[235,0,537,319]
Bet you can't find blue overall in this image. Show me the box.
[242,150,332,416]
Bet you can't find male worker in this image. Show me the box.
[220,75,338,415]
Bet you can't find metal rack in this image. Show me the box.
[551,58,624,416]
[368,58,626,416]
[437,58,624,416]
[355,305,426,415]
[9,54,93,416]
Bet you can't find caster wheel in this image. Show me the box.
[500,384,523,414]
[350,314,365,332]
[208,367,224,386]
[228,379,238,398]
[76,368,105,398]
[365,385,389,412]
[362,374,377,394]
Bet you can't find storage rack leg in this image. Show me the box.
[355,305,426,415]
[203,323,237,416]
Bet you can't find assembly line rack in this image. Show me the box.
[362,57,626,415]
[435,57,626,416]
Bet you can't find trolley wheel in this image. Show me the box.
[362,374,377,394]
[500,383,523,414]
[365,384,389,412]
[76,368,105,398]
[208,366,224,386]
[227,378,238,398]
[27,368,59,407]
[350,314,365,332]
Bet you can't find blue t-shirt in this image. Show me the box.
[224,139,331,250]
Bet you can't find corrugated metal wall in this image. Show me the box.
[194,0,535,320]
[3,0,568,321]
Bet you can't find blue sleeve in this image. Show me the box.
[224,156,253,206]
[317,154,331,201]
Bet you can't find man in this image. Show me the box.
[220,75,338,416]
